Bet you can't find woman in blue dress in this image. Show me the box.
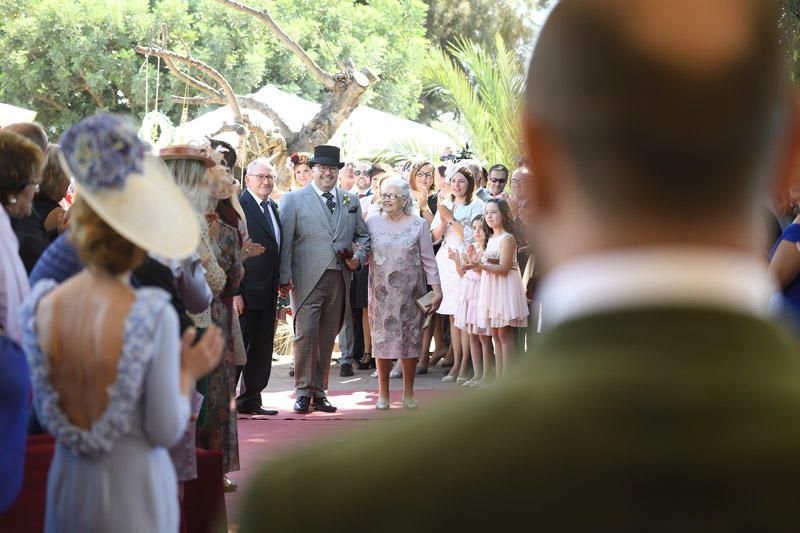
[19,114,223,532]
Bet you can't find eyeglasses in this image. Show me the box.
[489,177,507,184]
[249,174,274,181]
[509,179,526,185]
[416,171,434,179]
[354,170,371,177]
[317,165,339,174]
[380,193,405,201]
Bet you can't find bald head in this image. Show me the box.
[526,0,787,220]
[4,122,48,152]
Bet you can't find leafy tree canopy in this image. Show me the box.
[0,0,428,135]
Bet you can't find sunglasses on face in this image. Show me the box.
[489,177,507,184]
[416,171,434,179]
[354,170,371,177]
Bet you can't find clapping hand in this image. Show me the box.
[437,203,453,224]
[447,247,460,265]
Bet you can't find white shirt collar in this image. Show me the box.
[247,187,269,206]
[310,180,336,202]
[538,247,775,330]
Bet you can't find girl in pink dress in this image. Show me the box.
[474,199,529,378]
[453,216,494,387]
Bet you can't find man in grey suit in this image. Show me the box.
[278,145,370,413]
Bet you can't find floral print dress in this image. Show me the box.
[366,215,440,359]
[196,220,242,474]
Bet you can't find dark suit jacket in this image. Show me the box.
[238,306,800,531]
[238,190,281,310]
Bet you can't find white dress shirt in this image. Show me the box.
[538,247,775,330]
[310,180,337,208]
[247,188,280,248]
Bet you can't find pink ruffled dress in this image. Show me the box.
[454,259,491,336]
[478,233,529,328]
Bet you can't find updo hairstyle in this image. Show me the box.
[68,196,146,275]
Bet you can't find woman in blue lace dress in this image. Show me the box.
[19,115,223,533]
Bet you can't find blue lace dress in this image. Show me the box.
[19,280,190,533]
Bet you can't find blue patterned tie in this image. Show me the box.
[323,192,335,214]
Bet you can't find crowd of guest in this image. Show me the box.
[4,1,800,531]
[0,108,536,525]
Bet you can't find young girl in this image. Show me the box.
[474,199,529,378]
[452,216,494,387]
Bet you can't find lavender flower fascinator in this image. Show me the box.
[58,113,200,259]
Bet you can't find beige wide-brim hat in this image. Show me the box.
[76,154,199,259]
[59,114,199,259]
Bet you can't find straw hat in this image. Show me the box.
[59,114,199,259]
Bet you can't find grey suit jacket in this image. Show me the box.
[278,184,370,309]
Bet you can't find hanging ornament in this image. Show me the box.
[139,111,174,152]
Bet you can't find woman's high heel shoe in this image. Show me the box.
[357,352,373,370]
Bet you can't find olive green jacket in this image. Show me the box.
[239,307,800,532]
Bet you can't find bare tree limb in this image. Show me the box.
[238,96,293,139]
[34,95,67,113]
[157,24,223,100]
[171,95,224,106]
[134,45,244,123]
[212,0,336,90]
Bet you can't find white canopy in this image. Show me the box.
[173,85,454,160]
[0,103,37,127]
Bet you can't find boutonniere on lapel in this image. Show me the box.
[343,194,358,213]
[272,201,280,217]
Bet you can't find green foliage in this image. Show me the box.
[0,0,429,135]
[419,0,533,123]
[424,35,524,168]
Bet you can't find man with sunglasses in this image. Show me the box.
[475,163,510,202]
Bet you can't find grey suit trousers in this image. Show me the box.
[294,269,346,398]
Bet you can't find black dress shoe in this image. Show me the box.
[312,396,338,412]
[238,406,278,416]
[294,396,311,413]
[340,363,354,377]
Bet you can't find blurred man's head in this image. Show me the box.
[522,0,790,269]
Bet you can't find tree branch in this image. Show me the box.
[171,95,224,106]
[34,95,67,113]
[78,70,106,109]
[212,0,337,90]
[238,96,292,139]
[134,45,243,123]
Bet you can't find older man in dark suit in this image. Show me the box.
[234,157,282,416]
[239,1,800,529]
